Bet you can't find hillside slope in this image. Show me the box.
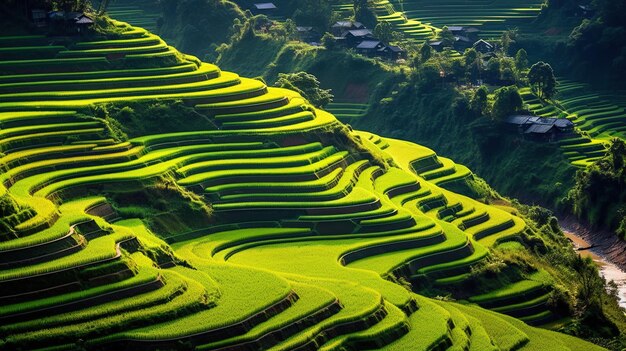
[0,18,608,351]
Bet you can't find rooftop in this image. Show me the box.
[506,115,533,125]
[382,45,404,53]
[75,15,94,25]
[473,39,494,48]
[356,40,382,49]
[506,115,574,130]
[447,26,465,32]
[344,29,373,37]
[253,3,277,10]
[525,124,556,134]
[554,118,575,128]
[332,21,364,28]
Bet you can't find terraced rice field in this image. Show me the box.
[325,102,369,123]
[0,20,604,351]
[520,78,625,167]
[335,0,544,42]
[332,0,437,42]
[396,0,544,38]
[106,1,160,34]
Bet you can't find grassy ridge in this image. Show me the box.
[0,19,607,351]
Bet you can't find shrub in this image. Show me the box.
[491,86,523,120]
[274,71,333,108]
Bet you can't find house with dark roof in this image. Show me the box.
[473,39,495,54]
[331,21,365,36]
[554,118,575,132]
[453,36,472,51]
[429,36,472,51]
[447,26,465,34]
[523,123,557,141]
[252,3,277,15]
[505,114,575,141]
[356,40,385,56]
[296,26,320,43]
[378,44,405,60]
[342,29,374,47]
[428,40,446,52]
[447,26,480,40]
[48,11,94,34]
[253,3,277,10]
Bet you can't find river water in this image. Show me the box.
[563,229,626,308]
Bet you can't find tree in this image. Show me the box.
[491,85,523,120]
[471,86,489,116]
[528,61,557,99]
[419,43,433,63]
[275,72,334,108]
[464,48,478,67]
[410,44,432,71]
[251,15,271,30]
[283,19,297,40]
[353,0,377,28]
[292,0,334,32]
[450,58,465,81]
[499,57,517,84]
[374,21,393,43]
[321,32,337,50]
[499,29,517,55]
[515,48,528,72]
[418,62,442,88]
[484,57,501,83]
[47,0,90,11]
[572,255,605,315]
[609,138,626,172]
[438,26,455,47]
[464,48,482,81]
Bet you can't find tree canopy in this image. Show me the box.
[374,21,393,43]
[275,72,334,108]
[515,49,528,72]
[491,85,523,120]
[353,0,377,28]
[528,61,557,100]
[471,86,489,116]
[438,26,455,47]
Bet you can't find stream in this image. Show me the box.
[563,227,626,308]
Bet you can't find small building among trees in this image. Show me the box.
[48,11,94,34]
[378,44,405,60]
[331,21,365,36]
[473,39,495,54]
[342,29,374,47]
[453,36,472,51]
[296,26,320,43]
[447,26,480,40]
[252,3,277,15]
[356,40,385,56]
[505,115,575,142]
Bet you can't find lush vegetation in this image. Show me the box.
[567,139,626,237]
[0,1,625,350]
[555,0,626,87]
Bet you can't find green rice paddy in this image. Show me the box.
[0,18,605,351]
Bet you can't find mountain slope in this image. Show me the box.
[0,18,606,351]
